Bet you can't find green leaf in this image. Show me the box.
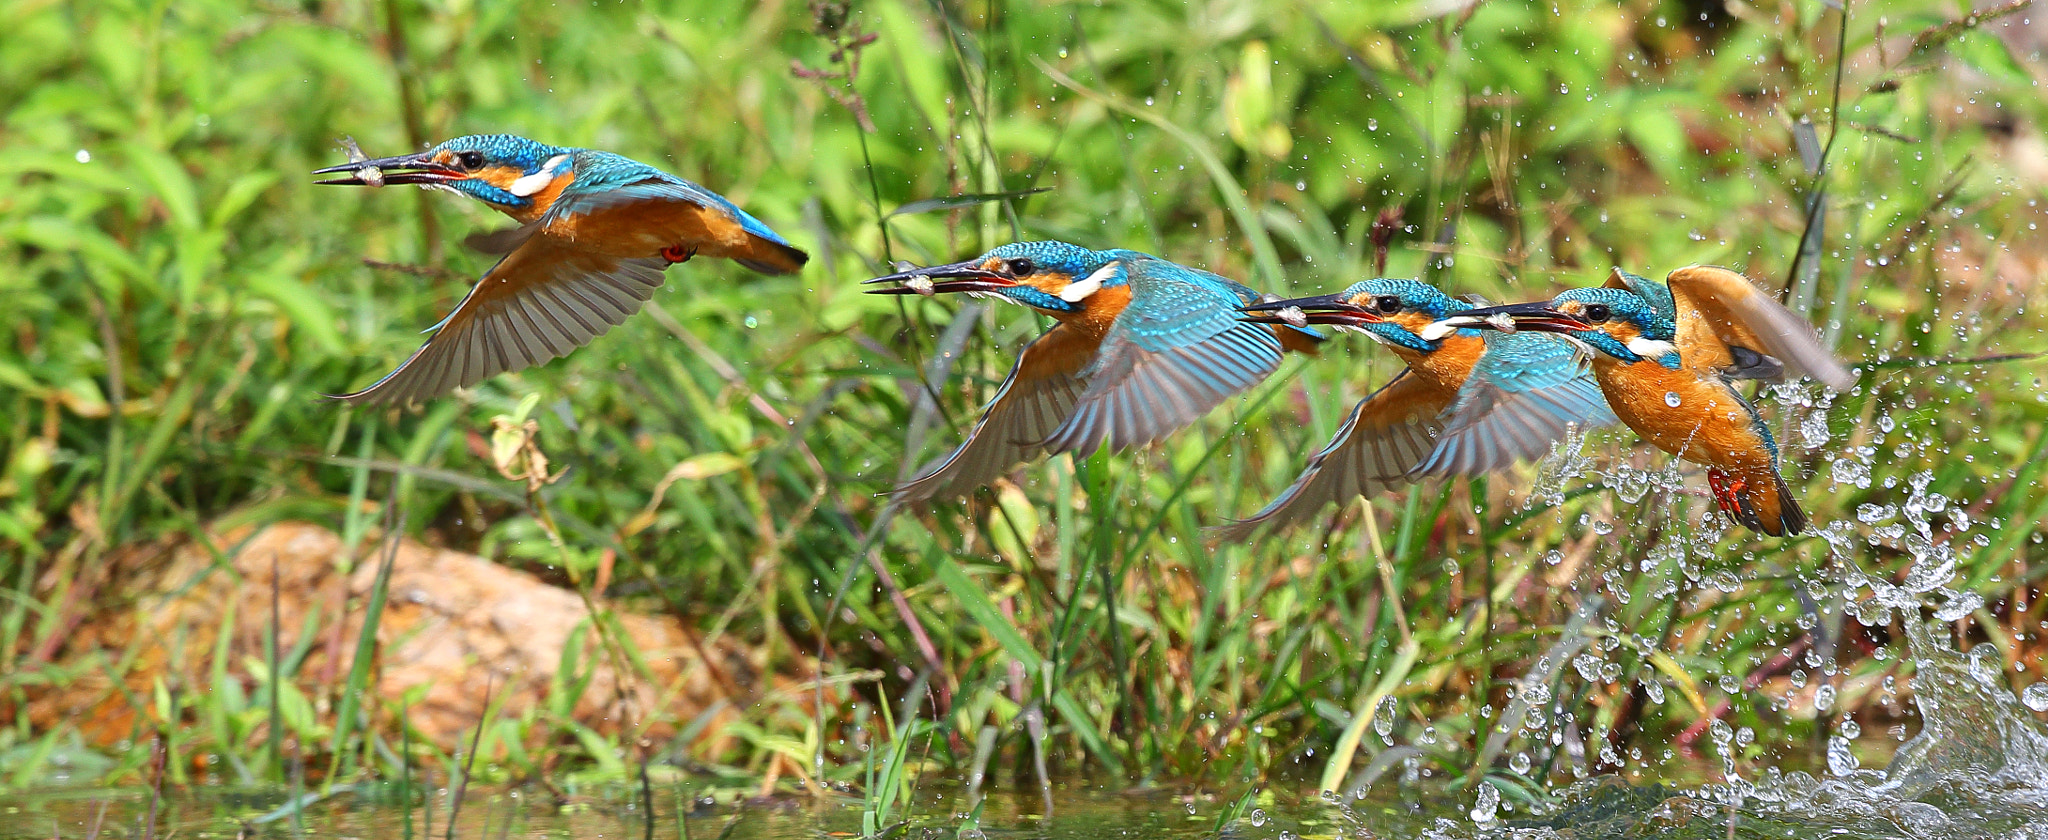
[124,142,203,233]
[1949,30,2032,88]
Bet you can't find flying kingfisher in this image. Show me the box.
[865,241,1324,503]
[314,134,808,406]
[1449,266,1857,536]
[1217,278,1616,538]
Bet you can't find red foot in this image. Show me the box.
[1707,470,1748,517]
[660,244,697,265]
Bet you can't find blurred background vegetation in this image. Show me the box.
[2,0,2046,805]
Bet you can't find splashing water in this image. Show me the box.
[1413,618,2048,839]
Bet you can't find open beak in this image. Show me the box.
[1439,301,1588,333]
[313,151,466,186]
[862,260,1015,296]
[1239,293,1380,327]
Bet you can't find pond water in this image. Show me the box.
[8,616,2046,840]
[12,614,2048,835]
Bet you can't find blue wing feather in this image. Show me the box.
[1409,332,1616,476]
[1038,257,1285,453]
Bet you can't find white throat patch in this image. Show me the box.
[1059,261,1119,302]
[1626,336,1678,360]
[507,154,571,198]
[1417,320,1460,341]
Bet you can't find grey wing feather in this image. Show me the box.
[1716,288,1856,390]
[889,339,1088,504]
[332,249,668,407]
[1210,372,1440,541]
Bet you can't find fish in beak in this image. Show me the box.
[314,150,467,187]
[1240,293,1380,328]
[863,260,1017,297]
[1438,301,1590,333]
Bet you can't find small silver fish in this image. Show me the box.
[903,275,936,297]
[340,136,384,188]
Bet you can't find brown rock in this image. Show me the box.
[20,521,822,763]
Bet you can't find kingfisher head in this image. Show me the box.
[316,134,574,212]
[1241,278,1471,353]
[1449,287,1682,369]
[864,241,1125,314]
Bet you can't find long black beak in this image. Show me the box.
[313,151,465,186]
[863,260,1015,296]
[1440,301,1588,333]
[1239,292,1379,327]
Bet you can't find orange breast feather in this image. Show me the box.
[1400,333,1485,393]
[1057,284,1134,344]
[549,196,751,261]
[1594,360,1775,474]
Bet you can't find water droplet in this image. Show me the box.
[2021,683,2048,711]
[1509,752,1532,774]
[1248,809,1267,827]
[1826,735,1859,776]
[1664,391,1682,407]
[1831,458,1872,489]
[1935,590,1983,622]
[1469,782,1500,823]
[75,149,91,163]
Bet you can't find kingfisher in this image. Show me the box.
[1217,278,1616,538]
[865,241,1324,503]
[314,134,808,406]
[1448,265,1857,536]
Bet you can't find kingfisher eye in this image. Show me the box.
[455,150,486,170]
[1004,258,1035,276]
[1372,295,1401,313]
[1582,304,1612,323]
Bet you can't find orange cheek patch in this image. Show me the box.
[1386,311,1435,335]
[474,165,523,191]
[1019,274,1071,297]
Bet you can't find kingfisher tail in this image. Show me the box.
[1708,468,1806,537]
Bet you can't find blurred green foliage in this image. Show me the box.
[2,0,2046,796]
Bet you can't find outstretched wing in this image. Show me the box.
[1663,265,1855,389]
[1211,370,1452,541]
[889,323,1096,504]
[1037,257,1284,454]
[331,235,669,407]
[1410,332,1616,476]
[547,152,808,274]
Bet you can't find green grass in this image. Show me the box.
[2,0,2046,805]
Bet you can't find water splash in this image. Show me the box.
[1416,619,2048,839]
